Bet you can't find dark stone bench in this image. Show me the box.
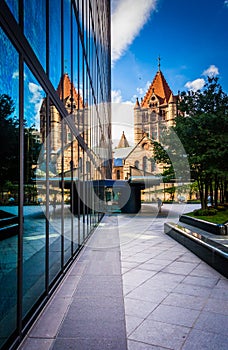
[165,222,228,278]
[0,213,19,240]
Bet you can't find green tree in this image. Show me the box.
[175,77,228,209]
[0,94,19,195]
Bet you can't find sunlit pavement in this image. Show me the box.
[18,203,228,350]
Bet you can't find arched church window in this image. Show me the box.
[151,110,156,121]
[86,160,91,174]
[116,169,120,179]
[143,156,147,173]
[151,159,156,172]
[135,160,139,169]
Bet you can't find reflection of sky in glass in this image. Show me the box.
[64,0,71,79]
[24,65,45,130]
[0,27,19,117]
[49,0,61,89]
[5,0,19,22]
[24,0,46,70]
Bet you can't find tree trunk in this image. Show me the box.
[214,174,219,207]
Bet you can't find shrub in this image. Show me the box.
[217,205,226,211]
[193,208,217,216]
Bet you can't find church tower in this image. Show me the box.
[134,59,178,144]
[40,73,87,175]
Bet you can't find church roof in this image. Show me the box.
[113,146,134,160]
[57,73,84,109]
[141,70,173,108]
[117,131,130,148]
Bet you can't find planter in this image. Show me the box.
[179,215,227,235]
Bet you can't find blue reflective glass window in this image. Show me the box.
[0,26,19,349]
[24,0,46,70]
[23,64,46,318]
[5,0,19,22]
[49,0,61,89]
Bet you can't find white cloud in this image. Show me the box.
[224,0,228,8]
[111,0,158,63]
[136,81,150,96]
[111,89,122,103]
[185,64,220,91]
[203,65,219,77]
[28,82,44,125]
[112,103,134,146]
[185,78,205,91]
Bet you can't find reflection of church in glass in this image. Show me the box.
[39,74,90,177]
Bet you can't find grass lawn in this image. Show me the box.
[186,209,228,225]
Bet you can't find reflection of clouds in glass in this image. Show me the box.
[28,82,44,128]
[12,70,27,80]
[12,70,19,79]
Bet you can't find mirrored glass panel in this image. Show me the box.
[22,65,46,318]
[0,27,19,348]
[24,0,46,70]
[49,0,61,89]
[5,0,19,21]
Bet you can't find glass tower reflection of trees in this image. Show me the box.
[0,1,111,349]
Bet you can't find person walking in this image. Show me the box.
[157,198,162,213]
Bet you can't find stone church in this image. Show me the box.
[113,63,179,182]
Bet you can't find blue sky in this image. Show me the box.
[111,0,228,103]
[111,0,228,144]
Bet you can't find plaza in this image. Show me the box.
[17,203,228,350]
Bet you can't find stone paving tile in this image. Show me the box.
[19,338,53,350]
[161,261,198,275]
[123,284,137,296]
[162,292,206,310]
[147,304,200,327]
[73,275,123,298]
[29,296,72,338]
[124,297,157,319]
[190,263,223,278]
[126,284,169,304]
[122,269,157,287]
[214,278,228,287]
[209,286,228,300]
[121,261,140,270]
[129,319,190,350]
[125,315,144,336]
[152,250,183,261]
[143,271,185,293]
[52,337,127,350]
[182,329,228,350]
[194,311,228,336]
[203,298,228,315]
[176,252,202,263]
[128,340,168,350]
[181,275,219,288]
[173,282,212,298]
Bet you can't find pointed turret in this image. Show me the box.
[141,70,172,108]
[57,73,84,109]
[134,97,140,109]
[117,131,130,148]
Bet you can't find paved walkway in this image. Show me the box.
[18,204,228,350]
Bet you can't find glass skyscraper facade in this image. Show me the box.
[0,1,111,348]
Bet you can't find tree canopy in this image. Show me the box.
[153,77,228,209]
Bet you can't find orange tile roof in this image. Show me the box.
[141,70,173,108]
[57,73,84,109]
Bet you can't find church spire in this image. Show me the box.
[117,131,130,148]
[158,55,161,71]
